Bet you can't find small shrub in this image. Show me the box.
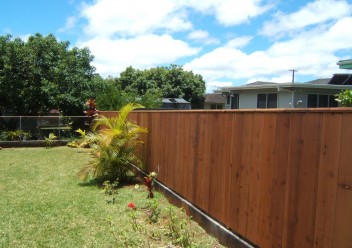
[102,180,119,204]
[44,133,57,148]
[0,130,31,141]
[146,199,161,224]
[67,129,90,148]
[165,207,194,247]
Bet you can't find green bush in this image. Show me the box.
[0,130,31,141]
[335,90,352,107]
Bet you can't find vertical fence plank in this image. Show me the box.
[255,113,277,247]
[313,113,342,248]
[227,112,244,232]
[219,113,237,226]
[194,112,211,212]
[332,113,352,248]
[283,113,322,248]
[148,112,162,177]
[178,112,197,201]
[282,112,303,248]
[237,112,254,237]
[209,112,227,221]
[218,113,231,224]
[246,113,265,242]
[266,113,291,248]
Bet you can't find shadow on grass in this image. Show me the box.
[78,175,142,188]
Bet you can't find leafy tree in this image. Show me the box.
[93,74,162,110]
[0,33,96,115]
[0,35,28,114]
[92,75,125,110]
[117,65,206,108]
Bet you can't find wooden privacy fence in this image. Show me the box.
[101,109,352,248]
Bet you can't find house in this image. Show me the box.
[204,94,226,109]
[218,74,352,109]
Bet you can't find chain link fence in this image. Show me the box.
[0,116,89,141]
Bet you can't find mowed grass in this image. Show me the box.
[0,147,223,247]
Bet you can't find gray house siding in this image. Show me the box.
[278,91,293,108]
[219,74,352,109]
[222,85,349,109]
[238,92,257,109]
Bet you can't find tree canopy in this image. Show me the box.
[0,33,206,115]
[116,65,205,109]
[0,33,95,115]
[92,74,163,111]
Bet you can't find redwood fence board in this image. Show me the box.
[332,113,352,248]
[101,109,352,248]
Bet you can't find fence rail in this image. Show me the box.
[101,108,352,248]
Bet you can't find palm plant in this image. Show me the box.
[44,133,58,148]
[78,103,148,182]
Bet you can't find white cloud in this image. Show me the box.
[74,0,351,93]
[58,16,77,32]
[185,15,352,85]
[261,0,352,37]
[76,0,272,83]
[78,34,200,77]
[206,81,233,93]
[213,0,271,26]
[225,36,252,48]
[267,17,352,56]
[81,0,191,37]
[187,30,219,45]
[80,0,271,38]
[184,0,271,26]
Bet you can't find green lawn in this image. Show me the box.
[0,147,223,247]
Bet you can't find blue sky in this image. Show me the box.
[1,0,352,92]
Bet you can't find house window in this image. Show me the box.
[211,104,223,109]
[267,94,277,108]
[307,94,338,108]
[257,93,277,108]
[307,94,318,107]
[231,94,239,109]
[329,95,338,107]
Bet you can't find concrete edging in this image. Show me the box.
[129,163,258,248]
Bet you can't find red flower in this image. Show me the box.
[128,202,136,210]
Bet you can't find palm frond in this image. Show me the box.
[118,103,144,124]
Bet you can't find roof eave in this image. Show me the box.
[219,83,352,92]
